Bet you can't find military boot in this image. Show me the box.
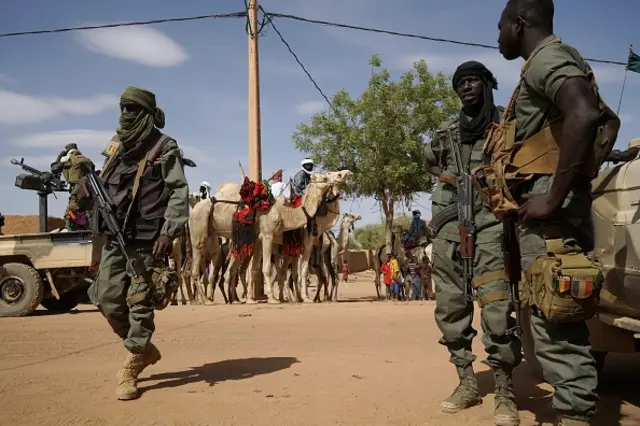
[116,343,162,400]
[554,414,591,426]
[493,367,520,426]
[441,365,483,413]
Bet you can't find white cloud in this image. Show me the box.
[10,129,115,148]
[76,26,189,67]
[619,113,635,124]
[296,100,327,115]
[592,65,627,84]
[180,143,219,166]
[0,90,116,125]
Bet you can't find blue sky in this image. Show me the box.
[0,0,638,227]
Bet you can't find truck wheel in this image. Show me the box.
[0,263,44,317]
[40,287,86,312]
[520,305,545,382]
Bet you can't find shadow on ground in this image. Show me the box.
[32,308,99,316]
[139,357,300,393]
[475,354,640,426]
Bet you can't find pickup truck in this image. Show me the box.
[520,137,640,378]
[0,230,102,317]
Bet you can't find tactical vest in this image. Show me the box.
[473,39,614,219]
[100,133,172,241]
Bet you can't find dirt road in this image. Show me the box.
[1,272,638,426]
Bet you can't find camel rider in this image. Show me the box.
[87,86,189,401]
[402,210,428,248]
[198,181,211,200]
[293,158,314,197]
[269,169,288,198]
[0,212,4,235]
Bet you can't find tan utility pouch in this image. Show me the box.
[527,241,603,323]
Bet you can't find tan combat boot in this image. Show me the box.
[116,343,162,400]
[493,367,520,426]
[554,414,591,426]
[441,365,483,413]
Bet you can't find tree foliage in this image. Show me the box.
[293,54,460,248]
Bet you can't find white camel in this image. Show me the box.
[189,170,353,304]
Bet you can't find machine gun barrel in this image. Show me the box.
[10,157,67,192]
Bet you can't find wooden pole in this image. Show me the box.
[248,0,262,182]
[247,0,264,299]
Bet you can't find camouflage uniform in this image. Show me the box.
[512,35,599,421]
[426,114,522,414]
[87,86,189,401]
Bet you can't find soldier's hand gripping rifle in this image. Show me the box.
[446,127,476,303]
[79,165,144,280]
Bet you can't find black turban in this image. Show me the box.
[452,61,500,143]
[452,61,498,90]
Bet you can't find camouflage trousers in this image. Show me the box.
[433,237,522,369]
[519,223,598,419]
[88,239,158,354]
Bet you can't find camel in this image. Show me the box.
[327,212,362,301]
[189,170,353,304]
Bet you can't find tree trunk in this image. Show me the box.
[379,193,396,255]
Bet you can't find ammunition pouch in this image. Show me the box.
[125,265,179,310]
[150,266,179,311]
[526,240,603,323]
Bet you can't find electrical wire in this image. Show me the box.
[262,10,336,112]
[0,8,628,67]
[266,12,628,67]
[0,12,246,39]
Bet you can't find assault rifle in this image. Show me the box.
[79,166,143,280]
[473,168,523,338]
[444,126,476,303]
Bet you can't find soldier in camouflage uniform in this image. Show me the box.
[87,86,189,401]
[425,61,522,426]
[496,1,620,425]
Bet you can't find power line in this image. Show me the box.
[267,12,628,67]
[0,12,246,39]
[262,9,336,112]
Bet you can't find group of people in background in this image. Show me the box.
[380,251,432,301]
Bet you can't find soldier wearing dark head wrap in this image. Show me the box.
[424,62,522,425]
[87,86,189,401]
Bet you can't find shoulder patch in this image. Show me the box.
[102,135,120,158]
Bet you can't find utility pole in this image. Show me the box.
[248,0,262,182]
[247,0,264,299]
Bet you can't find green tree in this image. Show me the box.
[293,54,459,249]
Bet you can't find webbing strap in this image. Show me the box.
[477,290,509,308]
[472,270,506,288]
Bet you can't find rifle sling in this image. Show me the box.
[477,291,509,308]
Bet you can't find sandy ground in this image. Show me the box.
[0,271,638,426]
